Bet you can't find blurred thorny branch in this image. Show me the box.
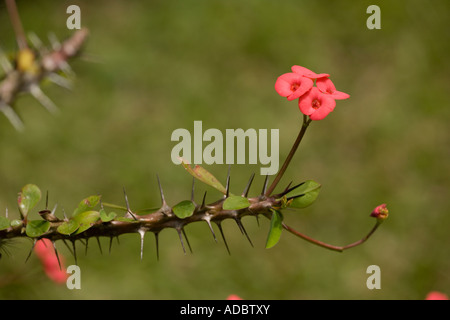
[0,0,88,131]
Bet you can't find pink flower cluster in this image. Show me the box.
[34,239,68,284]
[275,65,349,120]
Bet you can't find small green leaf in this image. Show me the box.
[18,184,42,217]
[265,210,283,249]
[172,200,196,219]
[0,217,10,231]
[26,220,50,238]
[72,210,100,235]
[73,195,101,217]
[285,180,321,209]
[10,219,22,227]
[57,220,80,235]
[290,188,320,208]
[100,209,117,222]
[223,196,251,210]
[180,159,227,194]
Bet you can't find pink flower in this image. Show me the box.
[275,73,313,101]
[275,65,350,121]
[316,78,350,100]
[226,294,243,300]
[34,239,68,284]
[298,87,336,121]
[291,65,329,80]
[426,291,448,300]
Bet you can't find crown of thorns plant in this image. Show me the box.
[0,0,388,267]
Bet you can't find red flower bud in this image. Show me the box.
[370,204,389,220]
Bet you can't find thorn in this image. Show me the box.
[116,236,120,245]
[138,229,145,261]
[278,181,306,197]
[85,238,89,256]
[0,47,13,72]
[235,218,253,247]
[242,173,255,197]
[47,72,73,90]
[123,187,137,220]
[157,175,167,207]
[72,240,78,265]
[200,191,207,209]
[96,237,103,255]
[29,85,60,115]
[0,103,25,132]
[45,191,49,209]
[286,193,307,201]
[182,228,193,254]
[61,239,74,256]
[255,215,260,227]
[261,175,269,196]
[154,232,160,261]
[62,208,68,221]
[225,166,231,198]
[5,207,8,219]
[25,239,37,263]
[204,217,217,242]
[216,221,231,255]
[52,241,62,271]
[48,32,61,51]
[51,203,58,216]
[58,60,75,78]
[28,32,45,52]
[284,181,293,193]
[109,237,113,254]
[176,228,186,255]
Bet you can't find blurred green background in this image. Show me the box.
[0,0,449,299]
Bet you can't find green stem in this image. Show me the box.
[265,114,312,197]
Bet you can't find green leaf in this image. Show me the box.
[172,200,196,219]
[26,220,50,238]
[100,209,117,222]
[72,210,100,234]
[57,220,80,235]
[265,210,283,249]
[180,159,227,194]
[0,217,10,231]
[10,219,22,227]
[73,195,101,217]
[18,184,41,217]
[223,196,251,210]
[285,180,321,209]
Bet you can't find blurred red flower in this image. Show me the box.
[34,239,68,284]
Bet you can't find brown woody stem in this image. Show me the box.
[5,0,28,50]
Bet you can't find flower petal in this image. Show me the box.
[299,87,336,120]
[274,73,298,97]
[298,88,317,115]
[287,77,313,101]
[291,65,329,79]
[329,91,350,100]
[275,73,313,100]
[316,78,336,93]
[317,78,350,100]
